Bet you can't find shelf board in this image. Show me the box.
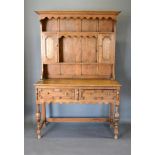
[42,31,114,37]
[43,62,113,65]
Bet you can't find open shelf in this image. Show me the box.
[42,31,113,37]
[40,17,115,32]
[43,63,113,79]
[42,62,113,65]
[38,11,117,80]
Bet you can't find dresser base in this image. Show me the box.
[34,79,121,140]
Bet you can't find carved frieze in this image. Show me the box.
[37,88,75,101]
[36,88,118,104]
[79,89,117,100]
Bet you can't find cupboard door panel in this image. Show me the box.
[81,37,97,63]
[42,34,59,63]
[46,37,54,59]
[98,34,114,63]
[102,37,111,60]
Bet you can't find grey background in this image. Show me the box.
[25,0,131,123]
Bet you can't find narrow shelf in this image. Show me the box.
[42,31,114,37]
[43,62,113,65]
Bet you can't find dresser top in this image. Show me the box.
[35,79,121,87]
[35,10,121,15]
[35,10,120,20]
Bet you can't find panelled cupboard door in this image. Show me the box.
[42,33,59,63]
[98,33,115,63]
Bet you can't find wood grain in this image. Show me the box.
[47,117,110,123]
[35,79,121,87]
[34,10,121,139]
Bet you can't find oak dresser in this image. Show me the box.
[34,11,121,139]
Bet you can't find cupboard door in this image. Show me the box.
[42,33,59,63]
[98,34,114,63]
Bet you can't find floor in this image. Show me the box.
[24,122,131,155]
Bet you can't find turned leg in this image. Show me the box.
[35,104,41,139]
[42,103,47,127]
[109,102,114,128]
[114,90,120,139]
[114,105,119,139]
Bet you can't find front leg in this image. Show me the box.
[35,104,41,139]
[42,103,47,127]
[114,90,120,140]
[109,102,114,128]
[114,105,119,139]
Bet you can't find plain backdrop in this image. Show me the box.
[24,0,131,123]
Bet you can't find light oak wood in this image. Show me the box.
[46,19,58,32]
[35,104,41,139]
[35,79,121,87]
[109,102,114,128]
[35,11,121,21]
[47,117,110,123]
[81,37,97,62]
[34,11,121,140]
[82,19,98,32]
[41,103,46,127]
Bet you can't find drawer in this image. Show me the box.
[79,89,116,100]
[38,88,75,100]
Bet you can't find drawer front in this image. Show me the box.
[79,89,116,100]
[38,88,75,100]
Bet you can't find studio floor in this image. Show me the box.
[24,122,131,155]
